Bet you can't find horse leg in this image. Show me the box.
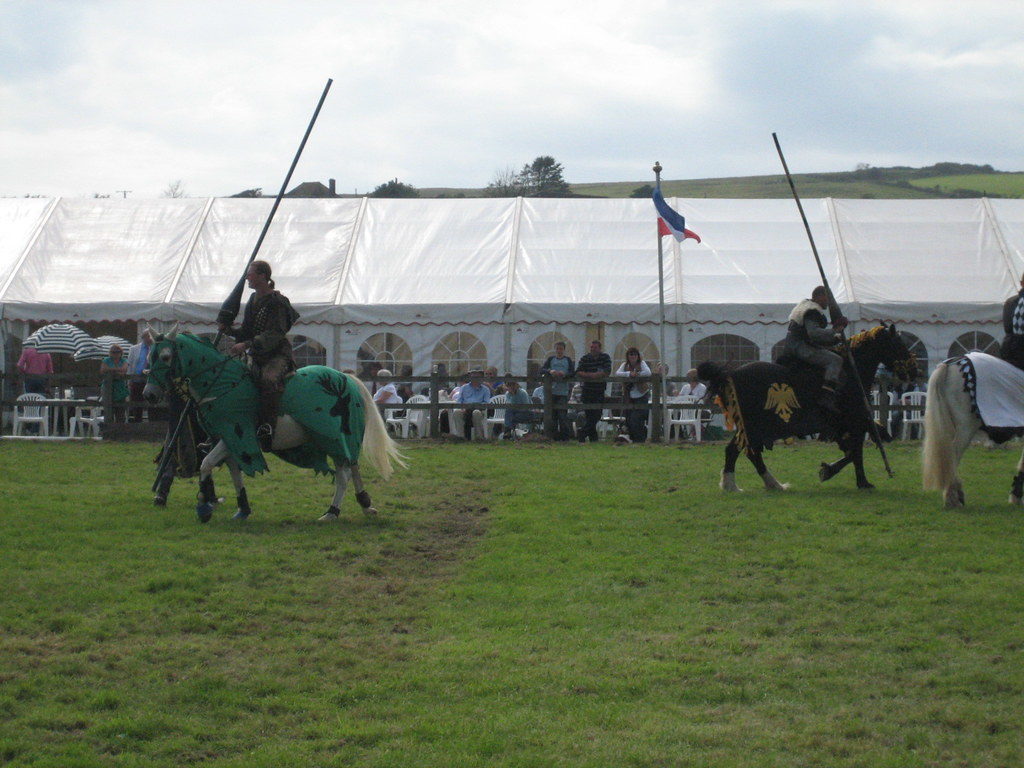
[748,448,789,491]
[1009,447,1024,506]
[349,463,378,515]
[317,465,350,522]
[225,457,252,520]
[196,440,230,523]
[720,438,743,492]
[850,438,875,490]
[818,449,852,482]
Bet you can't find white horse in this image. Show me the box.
[921,360,1024,508]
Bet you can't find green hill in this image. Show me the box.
[417,163,1021,200]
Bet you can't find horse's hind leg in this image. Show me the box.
[226,457,252,520]
[196,440,229,523]
[748,449,789,491]
[721,439,743,492]
[317,464,351,522]
[349,464,378,515]
[944,431,973,509]
[1009,446,1024,506]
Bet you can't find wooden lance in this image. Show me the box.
[153,79,333,492]
[771,132,894,478]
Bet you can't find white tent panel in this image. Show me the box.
[673,198,845,323]
[989,198,1024,278]
[2,198,207,321]
[512,198,669,323]
[340,198,517,324]
[0,198,53,294]
[835,199,1013,323]
[171,198,362,323]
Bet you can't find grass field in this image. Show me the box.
[909,173,1024,198]
[2,440,1023,767]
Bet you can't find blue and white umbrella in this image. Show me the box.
[74,335,134,361]
[24,323,93,356]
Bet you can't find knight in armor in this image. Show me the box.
[1000,273,1024,370]
[218,260,300,447]
[783,286,848,413]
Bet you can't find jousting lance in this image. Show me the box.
[152,78,333,492]
[771,132,894,478]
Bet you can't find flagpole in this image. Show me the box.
[654,161,667,442]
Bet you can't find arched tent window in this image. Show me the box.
[358,332,413,378]
[613,333,659,368]
[432,331,487,379]
[291,335,326,368]
[691,334,759,368]
[899,332,929,377]
[947,331,999,359]
[526,332,575,378]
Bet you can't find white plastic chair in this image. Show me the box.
[404,394,430,438]
[384,402,409,438]
[900,391,927,440]
[69,402,104,439]
[871,389,897,435]
[665,396,703,442]
[13,393,49,436]
[485,394,508,439]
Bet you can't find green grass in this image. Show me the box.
[909,173,1024,198]
[2,440,1023,766]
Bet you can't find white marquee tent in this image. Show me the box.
[1,196,1021,377]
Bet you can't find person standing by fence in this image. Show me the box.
[540,341,575,441]
[575,339,611,443]
[616,347,651,443]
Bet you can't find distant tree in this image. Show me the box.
[630,184,655,198]
[371,178,419,198]
[231,188,263,198]
[162,180,186,198]
[485,165,526,197]
[518,156,571,197]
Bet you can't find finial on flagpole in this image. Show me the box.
[653,161,662,182]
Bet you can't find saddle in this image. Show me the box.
[775,354,829,403]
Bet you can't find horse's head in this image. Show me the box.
[864,323,919,383]
[143,324,180,404]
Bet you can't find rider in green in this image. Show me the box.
[218,260,299,448]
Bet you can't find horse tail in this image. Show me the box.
[351,375,407,480]
[921,362,957,491]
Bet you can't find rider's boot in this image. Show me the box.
[256,392,281,451]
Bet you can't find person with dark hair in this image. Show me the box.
[615,346,651,442]
[218,260,300,448]
[1000,272,1024,371]
[782,285,848,413]
[575,339,611,442]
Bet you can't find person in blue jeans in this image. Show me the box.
[540,341,575,440]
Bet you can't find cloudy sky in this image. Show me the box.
[2,0,1022,198]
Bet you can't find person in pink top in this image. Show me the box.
[17,343,53,395]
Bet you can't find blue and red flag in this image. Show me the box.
[653,186,700,243]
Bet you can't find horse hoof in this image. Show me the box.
[1009,494,1023,506]
[232,509,251,520]
[364,506,379,516]
[153,495,167,507]
[818,463,832,482]
[196,503,214,523]
[317,510,340,523]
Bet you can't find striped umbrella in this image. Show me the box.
[24,323,93,356]
[74,335,134,361]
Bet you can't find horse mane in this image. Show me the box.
[847,325,888,350]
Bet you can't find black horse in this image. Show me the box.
[697,324,918,491]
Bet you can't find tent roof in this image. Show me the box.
[0,196,1020,325]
